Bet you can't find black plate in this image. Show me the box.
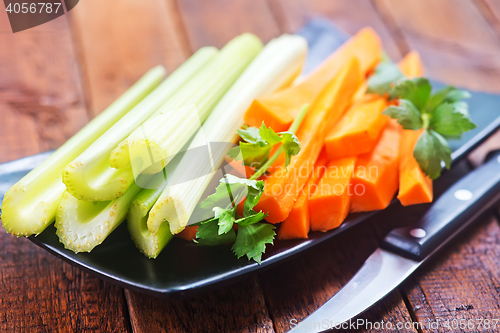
[1,19,500,298]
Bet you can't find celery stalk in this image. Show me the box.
[0,66,166,236]
[109,34,264,176]
[61,48,217,202]
[147,34,308,235]
[55,184,142,253]
[127,181,173,258]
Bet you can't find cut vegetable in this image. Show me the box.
[110,34,264,176]
[398,51,424,79]
[56,183,142,253]
[325,97,389,159]
[1,66,166,236]
[254,58,363,223]
[147,34,308,235]
[62,48,217,201]
[396,51,433,206]
[244,27,381,132]
[310,156,357,231]
[350,119,402,212]
[277,150,329,240]
[398,129,433,206]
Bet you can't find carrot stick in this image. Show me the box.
[244,28,382,132]
[350,119,402,212]
[398,51,424,79]
[175,226,198,241]
[310,156,357,231]
[397,129,433,206]
[254,58,363,223]
[325,97,389,159]
[277,150,329,240]
[396,51,433,206]
[224,155,255,178]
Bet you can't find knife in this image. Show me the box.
[288,150,500,332]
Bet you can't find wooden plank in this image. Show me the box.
[475,0,500,37]
[0,13,130,332]
[176,0,281,50]
[268,0,402,59]
[403,216,500,333]
[375,0,500,92]
[0,15,88,163]
[69,0,188,118]
[258,223,416,333]
[125,277,274,333]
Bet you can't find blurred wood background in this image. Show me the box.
[2,0,500,332]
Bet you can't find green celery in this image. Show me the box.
[61,48,217,202]
[55,184,142,253]
[1,66,166,236]
[109,34,264,176]
[146,34,308,236]
[127,181,173,258]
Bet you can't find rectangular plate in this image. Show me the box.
[1,19,500,298]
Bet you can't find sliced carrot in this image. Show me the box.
[176,226,199,241]
[224,156,255,178]
[309,157,357,232]
[255,58,363,223]
[398,51,424,78]
[396,51,432,206]
[244,28,382,132]
[350,119,402,212]
[398,130,433,206]
[325,97,389,159]
[278,150,329,240]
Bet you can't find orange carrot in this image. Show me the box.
[397,129,433,206]
[396,51,433,206]
[350,119,402,212]
[278,150,329,240]
[224,156,255,178]
[325,97,389,159]
[255,58,363,223]
[398,51,424,79]
[176,226,199,241]
[244,28,382,132]
[310,156,357,231]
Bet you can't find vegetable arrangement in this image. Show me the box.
[1,28,475,264]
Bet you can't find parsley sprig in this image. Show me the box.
[367,62,476,179]
[193,105,308,263]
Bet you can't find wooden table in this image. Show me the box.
[2,0,500,332]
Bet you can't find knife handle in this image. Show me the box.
[381,150,500,261]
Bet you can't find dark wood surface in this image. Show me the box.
[1,0,500,332]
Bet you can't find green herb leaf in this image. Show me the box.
[394,78,431,110]
[383,100,423,130]
[232,223,276,264]
[426,86,471,112]
[196,220,236,245]
[414,129,452,179]
[238,126,264,144]
[199,175,246,212]
[235,211,268,226]
[367,62,405,99]
[242,179,265,217]
[429,102,476,138]
[231,122,301,169]
[279,132,301,167]
[258,123,283,146]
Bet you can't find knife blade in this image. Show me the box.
[289,151,500,333]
